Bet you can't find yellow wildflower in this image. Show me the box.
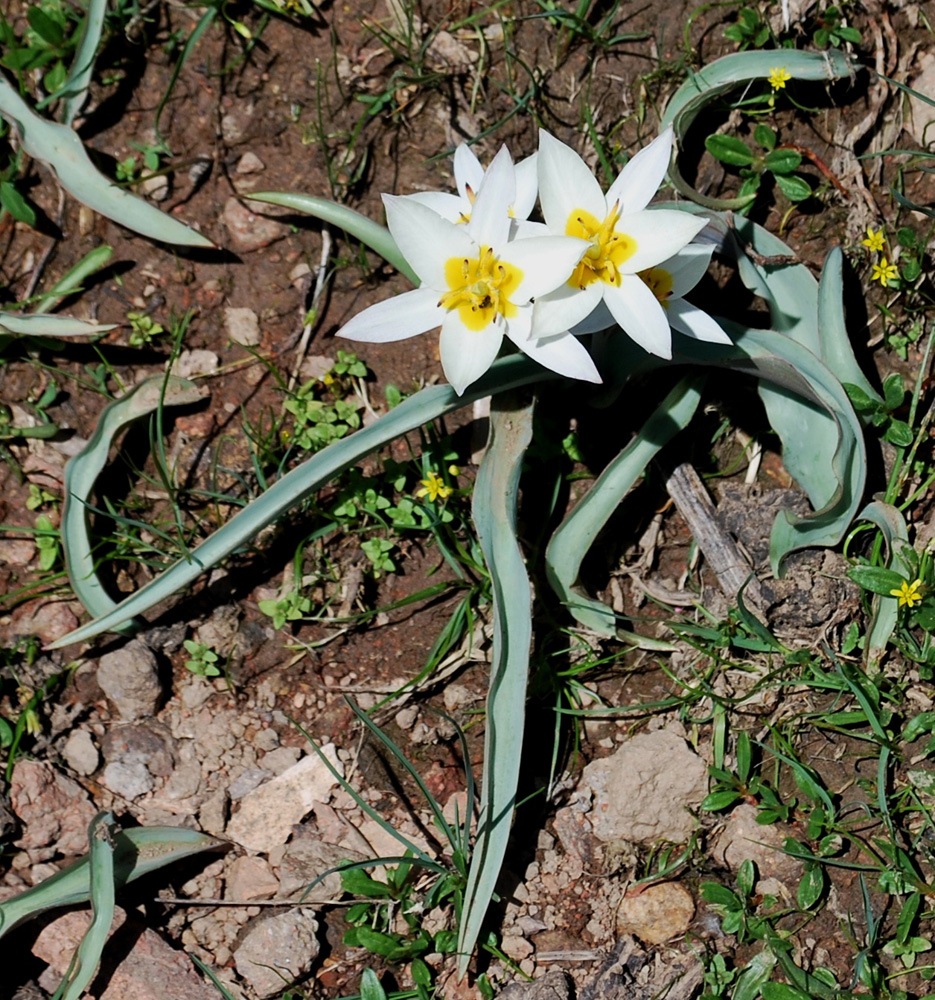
[322,373,335,386]
[769,67,791,91]
[448,464,461,476]
[871,257,899,287]
[416,471,452,503]
[891,578,923,608]
[861,227,885,253]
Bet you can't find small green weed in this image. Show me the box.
[812,5,861,48]
[723,7,771,49]
[126,311,166,347]
[182,640,222,678]
[706,124,811,207]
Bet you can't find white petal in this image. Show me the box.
[384,195,475,289]
[506,236,588,302]
[513,152,539,220]
[453,143,485,202]
[669,298,732,344]
[532,282,602,338]
[570,299,615,335]
[508,327,601,384]
[614,210,706,273]
[404,190,469,224]
[439,312,503,395]
[665,243,714,298]
[467,145,514,249]
[603,274,672,358]
[537,130,606,233]
[338,287,445,343]
[606,127,674,214]
[511,219,550,239]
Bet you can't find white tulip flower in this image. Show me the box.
[533,128,708,359]
[339,146,601,395]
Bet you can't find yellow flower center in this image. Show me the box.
[439,246,523,332]
[416,471,452,502]
[638,266,674,306]
[564,203,637,289]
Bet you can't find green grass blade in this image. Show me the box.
[457,391,534,973]
[0,824,223,939]
[854,500,911,673]
[34,245,114,314]
[61,376,204,634]
[0,77,213,247]
[50,355,546,648]
[661,49,857,209]
[248,192,418,285]
[60,0,107,126]
[545,377,704,637]
[57,813,116,1000]
[0,312,115,337]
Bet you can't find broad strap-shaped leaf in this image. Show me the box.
[0,312,115,337]
[59,812,117,1000]
[35,245,114,314]
[0,77,212,247]
[660,49,857,210]
[854,501,911,674]
[60,0,107,126]
[50,355,547,648]
[0,822,223,938]
[62,376,205,634]
[249,191,418,285]
[545,377,704,639]
[458,391,534,973]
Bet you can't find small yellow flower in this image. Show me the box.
[871,257,899,287]
[891,578,923,608]
[322,373,335,386]
[769,67,791,91]
[416,471,452,503]
[861,227,886,253]
[447,464,461,476]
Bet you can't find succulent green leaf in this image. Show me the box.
[248,191,419,286]
[545,377,703,639]
[0,312,115,337]
[61,376,205,634]
[50,356,547,647]
[60,0,107,126]
[0,179,36,225]
[0,76,212,247]
[0,822,223,938]
[457,392,534,974]
[35,245,114,314]
[754,123,777,150]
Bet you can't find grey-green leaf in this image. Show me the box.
[458,392,534,974]
[62,376,205,635]
[0,77,213,247]
[0,312,116,337]
[0,823,223,939]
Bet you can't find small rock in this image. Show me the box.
[498,971,572,1000]
[226,746,342,853]
[102,760,154,799]
[299,354,334,381]
[907,52,935,147]
[61,730,99,776]
[278,840,366,902]
[395,706,419,730]
[261,746,301,775]
[10,598,79,644]
[615,882,695,945]
[224,307,261,346]
[254,728,280,752]
[501,934,534,961]
[96,640,163,721]
[140,173,169,202]
[0,537,35,566]
[712,803,803,884]
[10,761,96,860]
[581,729,708,844]
[34,908,216,1000]
[443,683,476,713]
[199,790,230,837]
[226,856,279,901]
[229,768,271,800]
[221,198,289,253]
[168,348,219,379]
[233,910,319,998]
[289,261,312,287]
[236,152,266,174]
